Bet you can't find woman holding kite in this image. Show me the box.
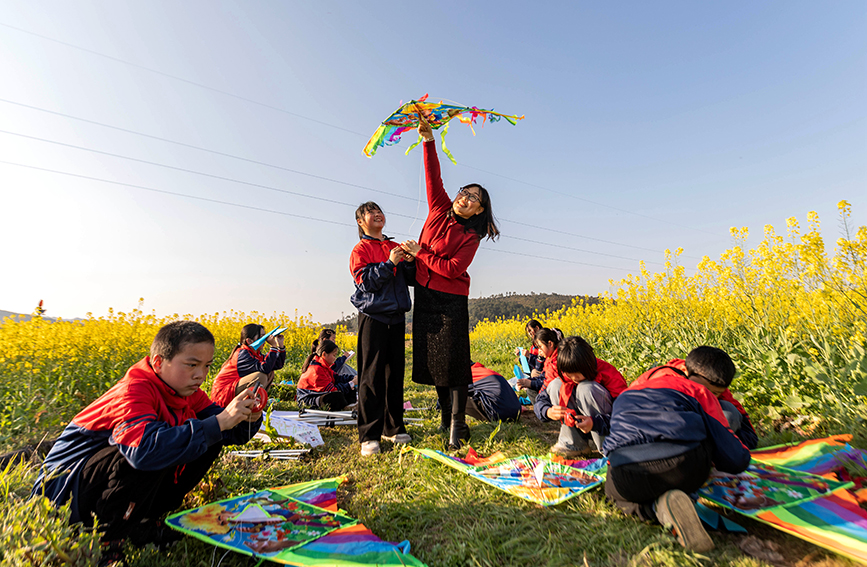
[401,115,499,450]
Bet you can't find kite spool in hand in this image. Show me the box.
[248,383,268,413]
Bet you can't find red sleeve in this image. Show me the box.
[349,241,371,284]
[423,140,451,213]
[595,359,627,398]
[414,236,479,279]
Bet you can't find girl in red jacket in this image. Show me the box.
[210,323,285,420]
[401,116,500,450]
[350,201,415,456]
[296,340,356,411]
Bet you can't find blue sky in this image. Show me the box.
[1,1,864,322]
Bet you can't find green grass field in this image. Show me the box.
[2,343,862,567]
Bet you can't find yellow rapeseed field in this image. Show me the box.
[1,202,865,446]
[472,201,867,429]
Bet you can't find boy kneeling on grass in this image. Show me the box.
[602,346,751,552]
[33,321,261,565]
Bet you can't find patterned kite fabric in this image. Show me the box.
[742,435,867,563]
[166,477,427,566]
[363,94,524,164]
[408,446,605,506]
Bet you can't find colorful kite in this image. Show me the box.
[363,94,524,164]
[409,446,605,506]
[166,477,427,566]
[746,435,867,563]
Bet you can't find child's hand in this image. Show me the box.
[217,389,255,430]
[400,240,421,256]
[516,378,531,388]
[266,335,279,348]
[275,334,284,348]
[574,415,593,433]
[388,247,404,264]
[530,369,542,378]
[547,405,567,421]
[351,376,358,387]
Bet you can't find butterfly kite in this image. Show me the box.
[363,94,524,164]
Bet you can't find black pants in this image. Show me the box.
[77,443,222,541]
[356,313,406,443]
[604,441,712,522]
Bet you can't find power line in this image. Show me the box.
[0,18,724,242]
[0,98,682,257]
[0,22,365,136]
[0,158,646,273]
[459,163,719,237]
[0,126,666,265]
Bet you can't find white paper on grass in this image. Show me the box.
[261,412,324,447]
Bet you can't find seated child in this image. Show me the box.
[296,339,357,410]
[312,328,357,380]
[467,362,522,423]
[33,321,260,561]
[602,346,751,552]
[534,336,627,457]
[644,357,758,449]
[516,326,561,402]
[210,323,286,416]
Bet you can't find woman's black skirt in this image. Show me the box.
[411,285,472,388]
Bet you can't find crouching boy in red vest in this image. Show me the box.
[602,346,751,552]
[33,321,260,563]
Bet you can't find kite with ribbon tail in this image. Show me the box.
[363,94,524,164]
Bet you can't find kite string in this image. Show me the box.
[407,154,424,236]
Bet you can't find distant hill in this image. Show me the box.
[329,292,599,333]
[0,309,37,323]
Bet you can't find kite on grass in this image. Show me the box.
[363,94,524,164]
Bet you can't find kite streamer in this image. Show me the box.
[363,94,524,164]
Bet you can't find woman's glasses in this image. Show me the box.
[456,188,481,204]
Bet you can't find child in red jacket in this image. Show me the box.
[350,201,415,456]
[297,340,357,411]
[210,323,285,418]
[534,335,627,457]
[33,321,258,562]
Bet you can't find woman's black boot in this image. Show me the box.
[448,386,470,450]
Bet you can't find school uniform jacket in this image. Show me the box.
[210,344,286,408]
[468,363,522,422]
[659,358,758,449]
[33,357,260,522]
[296,357,354,406]
[349,235,415,325]
[414,140,480,297]
[602,366,751,473]
[534,358,627,423]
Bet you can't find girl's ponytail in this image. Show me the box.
[301,339,320,373]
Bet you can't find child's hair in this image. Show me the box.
[301,330,339,372]
[241,323,265,346]
[557,336,598,380]
[525,319,542,336]
[685,346,736,388]
[534,327,561,349]
[452,184,500,242]
[355,201,382,239]
[316,339,340,357]
[150,321,214,360]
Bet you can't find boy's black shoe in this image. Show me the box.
[98,540,129,567]
[129,519,184,550]
[654,489,714,552]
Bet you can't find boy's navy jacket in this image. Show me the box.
[662,358,758,449]
[33,357,260,523]
[349,235,415,325]
[468,363,521,422]
[602,367,751,473]
[209,344,286,407]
